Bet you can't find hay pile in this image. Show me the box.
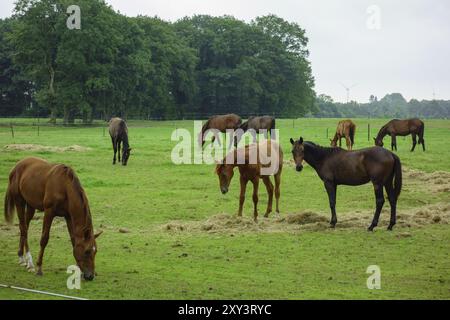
[403,167,450,194]
[3,144,92,153]
[162,202,450,234]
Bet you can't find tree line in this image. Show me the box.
[0,0,315,123]
[311,93,450,119]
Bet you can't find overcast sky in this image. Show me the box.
[1,0,449,102]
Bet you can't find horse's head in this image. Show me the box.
[374,137,383,147]
[215,163,234,194]
[73,229,102,280]
[122,147,132,166]
[330,138,337,147]
[290,137,305,172]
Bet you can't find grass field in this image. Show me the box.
[0,118,449,300]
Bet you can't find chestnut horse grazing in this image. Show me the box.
[109,117,132,165]
[374,118,425,152]
[330,119,356,150]
[4,157,101,280]
[215,140,283,221]
[198,114,242,147]
[236,116,276,144]
[290,138,402,231]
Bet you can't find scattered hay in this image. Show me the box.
[3,144,92,153]
[118,227,131,233]
[162,202,450,234]
[403,167,450,195]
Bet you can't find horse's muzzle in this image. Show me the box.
[83,272,94,281]
[221,187,228,194]
[296,165,303,172]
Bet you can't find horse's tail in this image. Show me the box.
[198,119,210,147]
[4,174,15,225]
[349,124,355,146]
[392,153,402,201]
[418,122,425,144]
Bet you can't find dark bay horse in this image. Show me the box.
[374,118,425,152]
[236,116,276,144]
[290,138,402,231]
[109,117,132,165]
[216,140,283,221]
[198,114,242,147]
[330,119,356,150]
[4,157,101,279]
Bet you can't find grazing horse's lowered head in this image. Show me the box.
[73,228,102,280]
[290,137,305,172]
[215,163,235,194]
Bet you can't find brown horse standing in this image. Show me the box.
[290,138,402,231]
[215,140,283,221]
[236,116,276,144]
[109,117,132,165]
[374,118,425,152]
[198,114,242,147]
[330,119,356,150]
[4,157,101,279]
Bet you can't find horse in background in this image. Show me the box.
[4,157,102,279]
[109,117,132,165]
[374,118,425,152]
[198,114,242,147]
[236,116,276,144]
[290,137,402,231]
[215,140,283,221]
[330,119,356,150]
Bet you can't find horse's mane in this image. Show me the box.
[304,141,344,157]
[60,165,93,230]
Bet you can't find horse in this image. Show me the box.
[4,157,102,279]
[215,140,283,221]
[198,114,242,147]
[109,117,132,165]
[290,137,402,231]
[236,116,276,144]
[374,118,425,152]
[330,119,356,150]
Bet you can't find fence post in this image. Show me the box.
[368,123,370,141]
[326,128,328,139]
[10,123,14,138]
[37,125,40,136]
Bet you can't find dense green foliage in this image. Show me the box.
[312,93,450,119]
[0,0,315,122]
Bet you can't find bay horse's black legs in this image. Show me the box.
[112,137,117,164]
[324,182,337,227]
[384,183,397,230]
[411,133,417,152]
[368,184,385,231]
[262,176,274,217]
[117,139,121,162]
[391,135,397,151]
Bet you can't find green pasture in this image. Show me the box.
[0,118,449,299]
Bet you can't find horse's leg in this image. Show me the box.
[274,172,281,213]
[391,135,397,151]
[24,205,36,271]
[36,209,55,276]
[346,135,351,150]
[338,136,342,147]
[16,199,27,267]
[410,133,417,152]
[251,178,259,222]
[64,215,75,247]
[419,131,425,151]
[385,183,397,231]
[112,137,117,164]
[368,183,385,231]
[117,139,121,162]
[238,177,248,217]
[324,182,337,227]
[262,176,274,218]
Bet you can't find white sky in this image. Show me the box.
[1,0,449,102]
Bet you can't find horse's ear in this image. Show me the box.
[94,231,103,239]
[290,138,295,145]
[299,137,303,144]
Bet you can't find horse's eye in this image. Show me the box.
[85,250,91,256]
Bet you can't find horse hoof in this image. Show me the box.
[367,226,375,232]
[387,226,394,231]
[329,224,336,229]
[35,269,42,276]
